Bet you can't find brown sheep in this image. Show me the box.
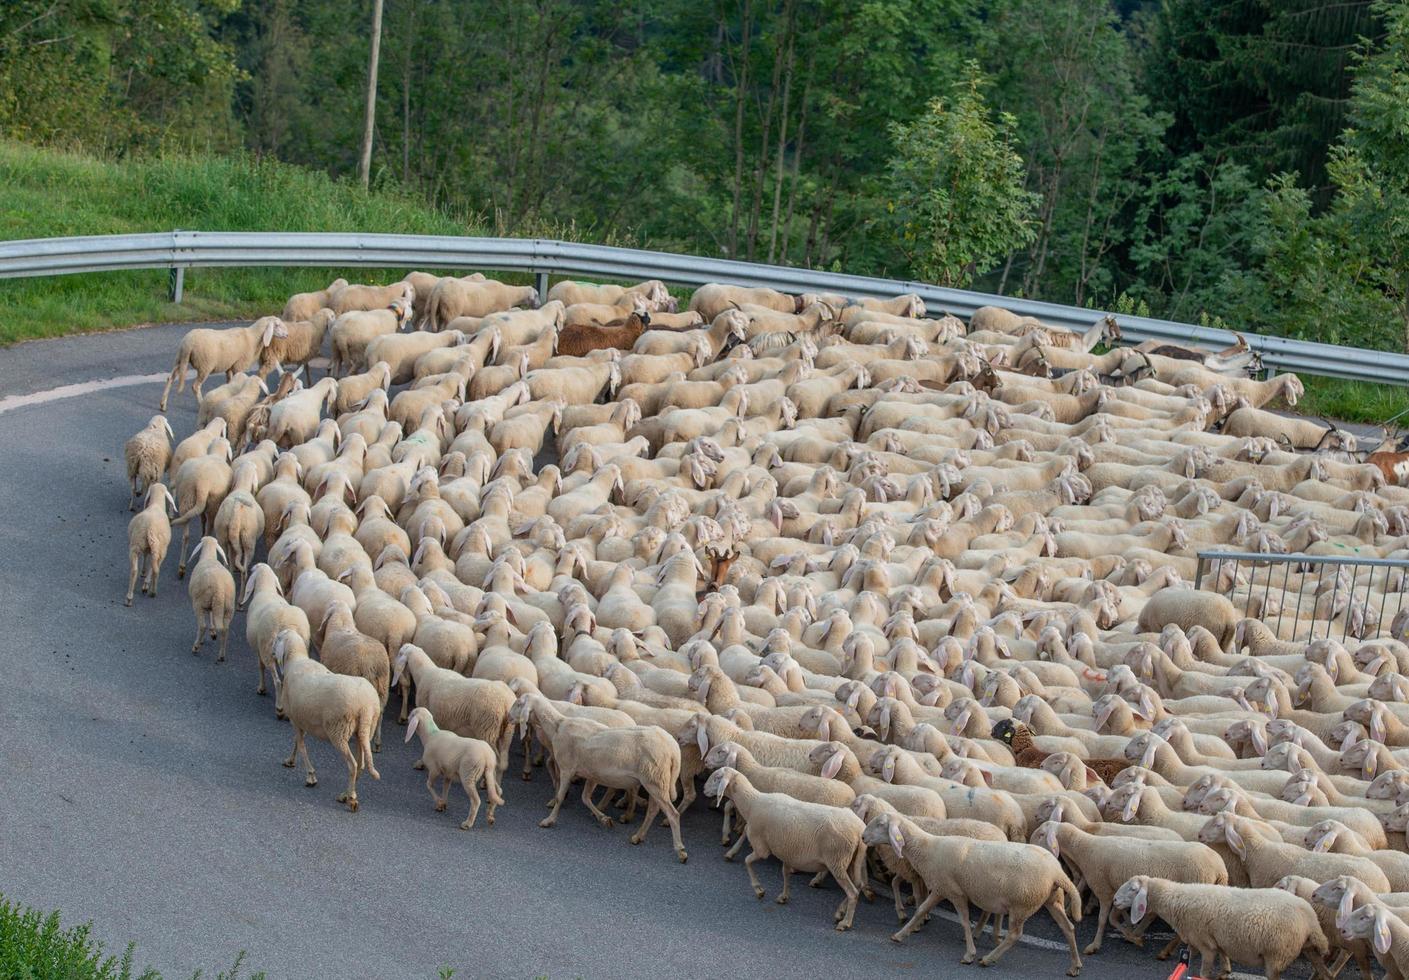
[556,312,650,358]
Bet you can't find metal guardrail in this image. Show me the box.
[1195,550,1409,643]
[1,230,1407,384]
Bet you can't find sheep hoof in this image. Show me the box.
[216,655,225,663]
[677,850,687,864]
[754,888,766,900]
[283,759,295,768]
[539,817,556,828]
[629,834,643,845]
[598,816,614,830]
[256,687,266,696]
[346,799,359,813]
[890,934,905,945]
[487,816,495,826]
[435,802,447,812]
[413,761,425,771]
[460,821,473,830]
[775,895,789,905]
[177,567,185,579]
[1066,968,1081,977]
[125,597,133,607]
[306,775,318,787]
[960,954,975,964]
[835,922,851,932]
[1082,944,1099,956]
[979,957,995,968]
[521,773,532,782]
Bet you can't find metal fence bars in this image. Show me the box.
[1194,550,1409,643]
[1,231,1407,384]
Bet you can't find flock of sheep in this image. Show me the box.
[122,269,1409,979]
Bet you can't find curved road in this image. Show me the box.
[0,322,1258,979]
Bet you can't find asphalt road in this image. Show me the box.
[0,322,1271,980]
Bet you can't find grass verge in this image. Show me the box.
[0,140,485,344]
[0,894,261,979]
[1296,374,1409,429]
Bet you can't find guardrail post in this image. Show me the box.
[535,270,549,301]
[169,266,184,304]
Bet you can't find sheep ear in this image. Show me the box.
[1312,829,1336,853]
[1226,822,1246,857]
[821,749,845,780]
[1085,766,1101,786]
[1121,790,1139,822]
[887,820,905,857]
[1376,909,1394,956]
[1141,738,1158,769]
[1293,791,1313,806]
[1131,883,1148,925]
[882,753,896,782]
[696,724,710,755]
[1337,889,1355,929]
[405,711,420,743]
[1044,821,1060,857]
[1136,691,1155,720]
[978,768,994,788]
[952,706,971,735]
[1372,710,1386,743]
[262,320,276,345]
[1250,725,1267,756]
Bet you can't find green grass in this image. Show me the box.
[1296,374,1409,428]
[0,140,489,344]
[0,894,261,979]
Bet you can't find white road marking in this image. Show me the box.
[0,373,166,415]
[924,910,1259,979]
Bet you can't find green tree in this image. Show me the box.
[1252,0,1409,351]
[882,63,1038,288]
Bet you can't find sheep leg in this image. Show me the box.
[808,870,828,888]
[1083,898,1112,955]
[980,910,1031,969]
[829,860,861,930]
[460,777,480,830]
[426,770,445,810]
[177,522,191,578]
[128,477,139,512]
[539,766,574,828]
[1048,892,1084,977]
[146,553,160,598]
[893,892,941,945]
[720,800,733,845]
[1302,947,1338,980]
[255,650,267,696]
[216,614,230,663]
[1155,934,1181,960]
[126,553,141,606]
[743,847,769,899]
[397,676,410,724]
[482,767,502,827]
[1196,948,1218,980]
[494,725,512,784]
[580,781,614,829]
[191,609,205,654]
[334,738,360,811]
[851,844,873,902]
[520,729,534,781]
[724,832,747,862]
[631,794,660,845]
[891,877,908,923]
[776,866,792,905]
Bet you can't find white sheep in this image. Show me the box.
[1113,875,1332,980]
[861,812,1083,974]
[405,706,505,829]
[159,319,287,410]
[271,629,381,811]
[705,766,865,928]
[186,536,235,661]
[123,415,174,510]
[125,484,176,605]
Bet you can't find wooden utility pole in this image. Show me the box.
[357,0,385,189]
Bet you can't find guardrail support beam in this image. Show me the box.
[169,266,184,304]
[535,270,549,301]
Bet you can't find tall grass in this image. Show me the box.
[0,141,486,343]
[0,894,262,979]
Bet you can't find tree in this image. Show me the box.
[358,0,385,189]
[882,63,1038,288]
[1252,0,1409,351]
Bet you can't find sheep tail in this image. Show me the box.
[170,344,192,393]
[169,495,207,527]
[1058,874,1082,922]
